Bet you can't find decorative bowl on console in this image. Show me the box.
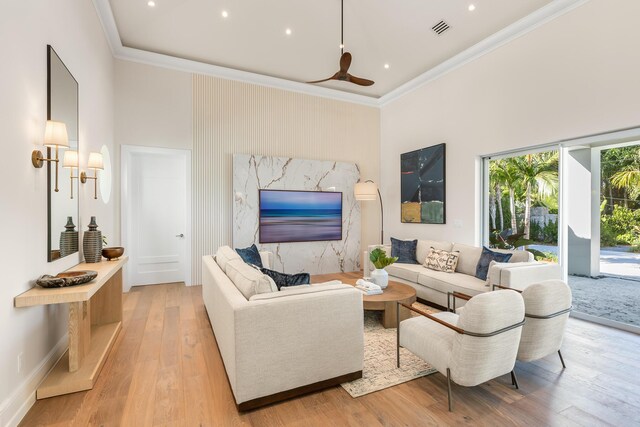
[36,270,98,288]
[102,246,125,260]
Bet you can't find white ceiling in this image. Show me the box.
[107,0,554,98]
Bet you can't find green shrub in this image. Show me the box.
[542,219,558,243]
[600,205,640,246]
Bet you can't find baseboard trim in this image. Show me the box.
[0,334,68,427]
[237,370,363,411]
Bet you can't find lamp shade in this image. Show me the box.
[354,181,378,201]
[87,152,104,170]
[43,120,69,148]
[62,150,78,168]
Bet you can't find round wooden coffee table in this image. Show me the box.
[361,280,417,328]
[310,273,418,329]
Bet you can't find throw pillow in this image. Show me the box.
[235,244,263,268]
[260,267,311,290]
[475,247,513,281]
[424,247,460,273]
[391,237,418,264]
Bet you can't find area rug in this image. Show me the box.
[340,302,439,397]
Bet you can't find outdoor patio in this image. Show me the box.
[529,245,640,327]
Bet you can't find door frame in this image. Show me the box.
[121,145,192,291]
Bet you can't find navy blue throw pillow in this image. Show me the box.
[391,237,419,264]
[260,267,310,290]
[235,244,263,268]
[475,247,513,280]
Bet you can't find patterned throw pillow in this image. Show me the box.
[391,237,419,264]
[424,247,460,273]
[260,267,311,290]
[475,247,513,280]
[235,244,263,268]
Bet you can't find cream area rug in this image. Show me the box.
[341,302,438,397]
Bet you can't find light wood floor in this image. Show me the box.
[21,282,640,426]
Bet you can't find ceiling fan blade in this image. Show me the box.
[307,72,339,84]
[346,74,375,86]
[339,52,352,73]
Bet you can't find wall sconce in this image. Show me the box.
[80,152,104,199]
[62,150,79,199]
[32,120,69,192]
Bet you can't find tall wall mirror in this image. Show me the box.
[48,45,79,262]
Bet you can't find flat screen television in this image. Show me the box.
[259,189,343,243]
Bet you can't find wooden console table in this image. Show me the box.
[14,257,127,399]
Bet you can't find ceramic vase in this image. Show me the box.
[83,216,102,263]
[59,216,78,257]
[370,268,389,289]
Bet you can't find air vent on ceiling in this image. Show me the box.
[432,20,450,35]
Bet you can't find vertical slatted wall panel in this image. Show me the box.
[192,75,380,284]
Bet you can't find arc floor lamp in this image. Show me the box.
[354,180,384,244]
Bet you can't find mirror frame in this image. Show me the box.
[47,45,79,262]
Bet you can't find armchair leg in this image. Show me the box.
[396,302,400,368]
[558,350,567,368]
[447,368,453,412]
[510,370,519,389]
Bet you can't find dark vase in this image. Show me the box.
[83,216,102,263]
[60,216,78,257]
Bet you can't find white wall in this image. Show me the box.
[0,1,114,424]
[115,61,381,285]
[380,0,640,245]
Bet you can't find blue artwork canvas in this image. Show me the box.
[259,190,343,243]
[400,143,446,224]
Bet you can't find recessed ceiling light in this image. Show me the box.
[285,28,292,36]
[147,0,155,7]
[221,10,229,18]
[384,63,390,69]
[468,4,476,11]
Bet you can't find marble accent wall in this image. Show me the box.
[233,154,361,274]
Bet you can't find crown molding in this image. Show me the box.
[93,0,589,109]
[91,0,380,107]
[378,0,590,106]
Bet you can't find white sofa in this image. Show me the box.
[202,246,364,410]
[368,240,561,308]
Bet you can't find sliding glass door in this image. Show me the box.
[481,147,561,267]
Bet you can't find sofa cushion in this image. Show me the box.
[391,237,419,264]
[416,240,453,264]
[236,244,263,267]
[418,269,488,296]
[216,246,243,273]
[225,259,276,299]
[248,283,352,301]
[451,243,483,276]
[492,248,533,263]
[260,267,311,290]
[386,263,426,283]
[424,248,460,273]
[475,247,513,280]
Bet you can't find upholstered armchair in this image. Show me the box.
[397,290,525,411]
[449,279,572,368]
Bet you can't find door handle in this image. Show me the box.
[176,234,184,238]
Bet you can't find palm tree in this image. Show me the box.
[511,152,559,239]
[490,159,520,233]
[610,147,640,200]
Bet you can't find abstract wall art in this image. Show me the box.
[400,143,446,224]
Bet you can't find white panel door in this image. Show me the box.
[126,148,189,286]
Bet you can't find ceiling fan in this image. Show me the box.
[307,0,374,87]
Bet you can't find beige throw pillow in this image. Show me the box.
[424,247,460,273]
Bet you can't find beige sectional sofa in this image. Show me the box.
[202,246,364,410]
[369,240,561,308]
